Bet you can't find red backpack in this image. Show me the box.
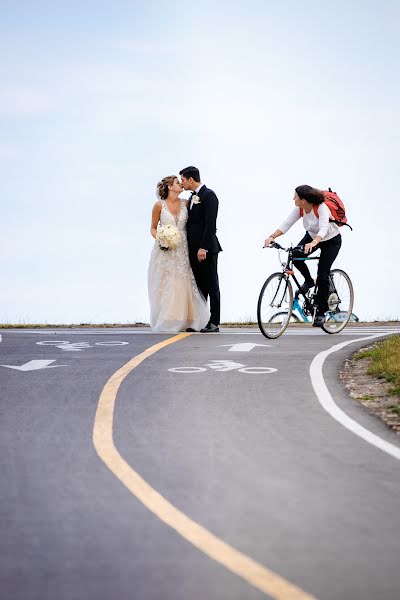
[300,188,352,230]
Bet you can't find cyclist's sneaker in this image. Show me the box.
[313,315,325,327]
[295,281,315,298]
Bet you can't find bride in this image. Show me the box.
[148,175,210,332]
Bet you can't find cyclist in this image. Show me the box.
[264,185,342,327]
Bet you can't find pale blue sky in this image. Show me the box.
[1,1,399,323]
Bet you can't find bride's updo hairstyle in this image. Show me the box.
[295,185,325,205]
[156,175,177,200]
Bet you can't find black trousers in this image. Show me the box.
[189,251,220,326]
[293,232,342,315]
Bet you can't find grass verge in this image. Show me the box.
[356,335,400,397]
[0,320,399,329]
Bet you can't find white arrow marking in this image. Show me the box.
[0,360,67,371]
[219,343,272,352]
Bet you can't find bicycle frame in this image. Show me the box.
[277,245,320,316]
[291,297,311,322]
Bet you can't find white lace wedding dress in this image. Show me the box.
[148,200,210,332]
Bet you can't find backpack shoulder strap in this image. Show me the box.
[300,206,319,217]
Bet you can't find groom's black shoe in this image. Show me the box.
[200,323,219,333]
[186,328,196,332]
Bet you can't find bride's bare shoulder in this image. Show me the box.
[152,200,162,212]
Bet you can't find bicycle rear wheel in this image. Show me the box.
[257,273,293,338]
[269,312,300,324]
[322,269,354,334]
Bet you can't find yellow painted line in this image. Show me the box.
[93,333,318,600]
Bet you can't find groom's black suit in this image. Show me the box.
[186,185,222,326]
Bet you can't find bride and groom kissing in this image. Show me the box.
[148,166,222,333]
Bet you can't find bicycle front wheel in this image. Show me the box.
[269,312,300,324]
[257,273,293,339]
[322,269,354,334]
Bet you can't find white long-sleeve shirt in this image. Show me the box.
[278,203,340,241]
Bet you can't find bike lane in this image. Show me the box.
[2,328,400,600]
[1,331,191,600]
[111,330,400,600]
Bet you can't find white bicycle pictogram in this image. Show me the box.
[168,360,277,374]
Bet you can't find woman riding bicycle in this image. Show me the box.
[264,185,342,327]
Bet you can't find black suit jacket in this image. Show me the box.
[186,185,222,254]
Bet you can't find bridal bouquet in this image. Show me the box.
[156,224,181,251]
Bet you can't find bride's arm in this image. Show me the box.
[150,202,162,238]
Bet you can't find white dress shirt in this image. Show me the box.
[278,204,340,241]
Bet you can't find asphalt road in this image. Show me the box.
[1,325,400,600]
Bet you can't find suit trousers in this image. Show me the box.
[189,251,220,326]
[293,232,342,315]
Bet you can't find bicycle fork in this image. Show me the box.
[270,275,290,308]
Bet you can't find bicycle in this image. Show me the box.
[257,242,354,339]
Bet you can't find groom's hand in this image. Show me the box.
[197,249,207,261]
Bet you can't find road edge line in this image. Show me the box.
[310,333,400,461]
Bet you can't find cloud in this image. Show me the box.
[0,85,53,117]
[0,144,18,159]
[65,64,162,96]
[106,39,169,56]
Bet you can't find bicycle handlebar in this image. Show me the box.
[263,241,287,251]
[272,242,286,251]
[264,242,320,257]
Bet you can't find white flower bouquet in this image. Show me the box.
[156,224,181,251]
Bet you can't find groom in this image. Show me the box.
[180,166,222,332]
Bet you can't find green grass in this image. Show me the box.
[357,395,376,402]
[221,321,258,327]
[356,335,400,397]
[1,319,399,330]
